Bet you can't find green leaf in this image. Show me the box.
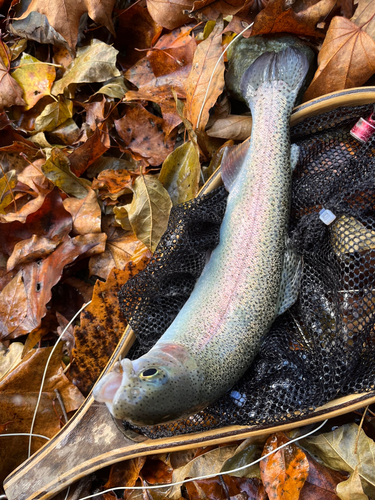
[41,148,91,199]
[96,77,128,99]
[52,39,121,96]
[302,423,375,497]
[159,141,201,206]
[0,170,17,214]
[34,98,73,132]
[124,175,172,253]
[336,467,369,500]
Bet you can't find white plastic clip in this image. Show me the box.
[319,208,336,225]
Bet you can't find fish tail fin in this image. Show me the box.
[240,47,309,106]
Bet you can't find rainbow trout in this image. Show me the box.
[94,48,309,426]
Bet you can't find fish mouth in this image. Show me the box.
[93,358,134,406]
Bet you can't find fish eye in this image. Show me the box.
[140,368,159,379]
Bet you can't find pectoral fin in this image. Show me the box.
[277,239,303,315]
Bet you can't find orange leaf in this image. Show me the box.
[184,17,225,132]
[303,16,375,101]
[251,0,336,38]
[260,433,309,500]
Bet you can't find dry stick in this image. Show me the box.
[28,301,92,458]
[54,388,69,424]
[75,418,329,500]
[195,22,254,131]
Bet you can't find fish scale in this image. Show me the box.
[93,47,310,426]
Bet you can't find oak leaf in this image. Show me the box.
[14,0,116,51]
[303,16,375,101]
[260,433,309,500]
[52,39,121,95]
[11,53,56,110]
[124,174,173,253]
[184,17,225,131]
[251,0,337,38]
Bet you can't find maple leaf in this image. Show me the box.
[251,0,337,38]
[303,16,375,101]
[14,0,116,51]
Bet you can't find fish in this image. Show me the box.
[93,47,309,426]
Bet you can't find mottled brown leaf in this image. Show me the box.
[92,169,133,201]
[63,188,102,235]
[260,433,309,500]
[303,16,375,101]
[69,263,151,394]
[115,103,176,165]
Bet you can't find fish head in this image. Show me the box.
[93,343,204,426]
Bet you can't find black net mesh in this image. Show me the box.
[119,103,375,438]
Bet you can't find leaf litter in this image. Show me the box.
[0,0,375,497]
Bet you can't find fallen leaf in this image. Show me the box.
[124,174,172,253]
[260,433,309,500]
[96,77,128,99]
[69,263,151,394]
[47,118,81,145]
[302,423,375,497]
[184,17,225,131]
[92,169,133,201]
[68,125,110,177]
[141,458,173,484]
[169,445,239,499]
[336,467,369,500]
[190,0,252,23]
[0,57,26,110]
[0,342,23,381]
[300,451,348,500]
[0,344,84,483]
[146,0,193,29]
[52,39,121,95]
[89,230,151,280]
[206,115,252,140]
[11,53,56,110]
[115,103,176,165]
[6,235,58,271]
[185,475,265,500]
[251,0,336,38]
[41,148,91,199]
[63,188,101,235]
[34,98,73,133]
[115,3,163,70]
[351,0,375,40]
[159,140,201,205]
[104,457,146,500]
[0,170,18,214]
[15,0,116,51]
[303,16,375,101]
[0,235,98,340]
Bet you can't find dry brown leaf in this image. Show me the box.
[251,0,336,38]
[184,17,225,131]
[206,114,253,140]
[146,0,193,29]
[351,0,375,40]
[7,235,58,271]
[0,58,25,110]
[303,16,375,101]
[15,0,116,51]
[63,188,102,236]
[0,344,84,483]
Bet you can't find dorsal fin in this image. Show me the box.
[220,137,251,191]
